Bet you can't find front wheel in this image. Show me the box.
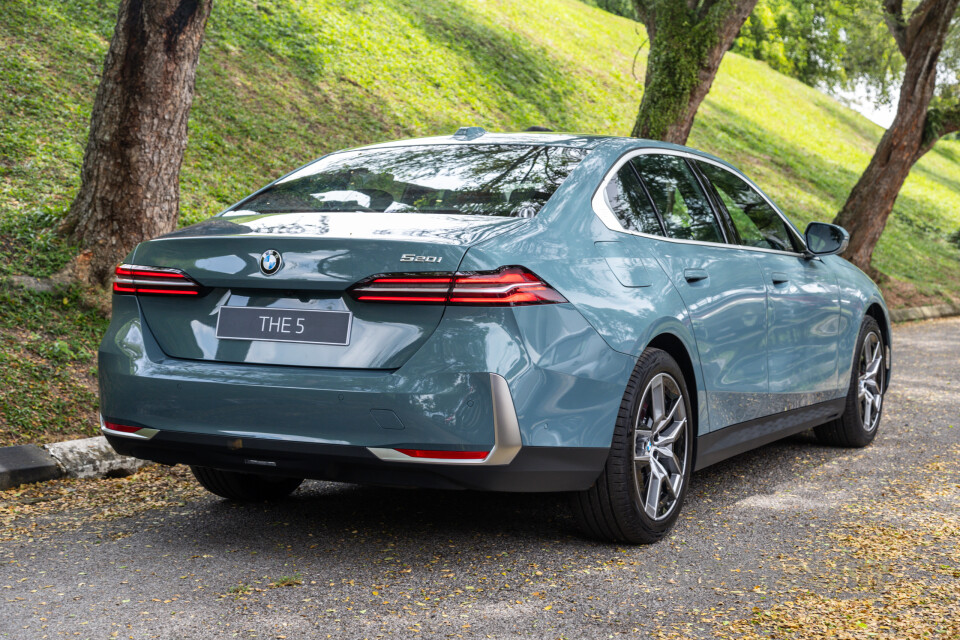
[572,348,693,544]
[191,466,303,502]
[815,316,886,447]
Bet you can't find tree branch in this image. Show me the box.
[631,0,652,27]
[702,0,757,50]
[882,0,909,55]
[695,0,722,21]
[905,0,954,53]
[917,102,960,159]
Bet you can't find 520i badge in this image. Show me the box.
[400,253,443,263]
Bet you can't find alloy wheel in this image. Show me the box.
[858,331,884,433]
[633,373,689,521]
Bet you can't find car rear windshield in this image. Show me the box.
[230,144,588,218]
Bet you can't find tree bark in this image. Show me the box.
[833,0,959,272]
[631,0,758,144]
[61,0,213,285]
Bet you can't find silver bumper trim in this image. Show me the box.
[99,415,159,440]
[367,373,522,466]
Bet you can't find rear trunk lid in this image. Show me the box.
[132,212,524,369]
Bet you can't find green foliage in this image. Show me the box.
[733,0,906,102]
[0,286,107,445]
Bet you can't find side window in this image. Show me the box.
[631,155,724,243]
[604,164,663,236]
[696,161,797,252]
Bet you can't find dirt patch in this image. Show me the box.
[879,275,955,309]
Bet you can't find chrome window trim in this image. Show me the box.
[591,148,809,257]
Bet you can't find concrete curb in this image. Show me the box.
[45,436,151,479]
[0,445,62,490]
[889,303,960,323]
[0,436,149,491]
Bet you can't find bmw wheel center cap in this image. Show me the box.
[259,249,282,275]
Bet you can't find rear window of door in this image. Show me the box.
[630,154,725,244]
[603,163,664,236]
[696,161,798,253]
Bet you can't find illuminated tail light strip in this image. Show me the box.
[349,266,566,306]
[393,448,490,460]
[113,264,202,296]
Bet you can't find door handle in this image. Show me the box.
[683,268,708,283]
[771,272,789,285]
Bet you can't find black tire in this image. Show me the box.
[815,316,886,448]
[190,466,303,502]
[571,348,694,544]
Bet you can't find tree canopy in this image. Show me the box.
[733,0,960,110]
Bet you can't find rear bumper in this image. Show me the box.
[99,295,634,491]
[104,429,608,492]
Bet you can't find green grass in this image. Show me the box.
[1,0,959,443]
[0,287,103,446]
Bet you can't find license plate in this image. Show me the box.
[216,306,352,346]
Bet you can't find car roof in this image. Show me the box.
[350,131,737,171]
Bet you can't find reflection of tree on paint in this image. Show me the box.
[235,145,588,218]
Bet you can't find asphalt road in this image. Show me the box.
[2,317,958,639]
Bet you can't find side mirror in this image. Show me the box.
[804,222,849,257]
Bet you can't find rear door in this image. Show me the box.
[695,160,841,413]
[623,152,770,431]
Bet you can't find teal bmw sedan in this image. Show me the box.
[99,129,890,544]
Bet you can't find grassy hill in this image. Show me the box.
[1,0,959,444]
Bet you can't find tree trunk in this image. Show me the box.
[61,0,213,285]
[631,0,757,144]
[833,0,960,272]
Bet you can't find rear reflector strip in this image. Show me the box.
[113,264,201,296]
[103,421,142,434]
[99,416,160,440]
[349,266,566,306]
[393,449,490,460]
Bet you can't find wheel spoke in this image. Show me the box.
[664,472,682,497]
[644,460,664,518]
[655,445,681,474]
[654,398,681,436]
[650,375,665,423]
[862,391,873,426]
[656,417,685,446]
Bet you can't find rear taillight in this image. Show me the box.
[113,264,201,296]
[348,266,567,306]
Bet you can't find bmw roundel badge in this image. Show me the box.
[259,249,282,275]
